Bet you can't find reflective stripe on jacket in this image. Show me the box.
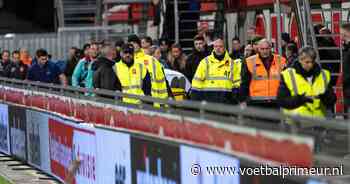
[114,61,147,104]
[282,68,331,118]
[246,54,286,101]
[192,52,241,92]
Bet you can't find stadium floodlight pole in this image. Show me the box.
[174,0,179,43]
[275,0,283,56]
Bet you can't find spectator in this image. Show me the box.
[191,38,241,104]
[20,48,32,66]
[341,23,350,114]
[281,32,291,57]
[150,45,169,68]
[90,41,100,52]
[244,44,255,58]
[141,36,153,55]
[115,39,124,62]
[64,47,80,85]
[278,46,336,119]
[4,50,28,80]
[247,26,257,42]
[167,43,187,75]
[185,35,210,81]
[285,43,298,67]
[0,50,11,77]
[114,44,152,104]
[93,44,118,92]
[128,34,144,59]
[71,46,98,89]
[159,38,170,62]
[82,43,91,59]
[230,36,244,60]
[240,39,286,108]
[27,49,67,85]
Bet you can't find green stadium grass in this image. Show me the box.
[0,175,11,184]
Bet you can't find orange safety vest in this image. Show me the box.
[246,54,286,101]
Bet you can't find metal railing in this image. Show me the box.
[0,77,349,168]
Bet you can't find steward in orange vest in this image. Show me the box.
[240,39,286,107]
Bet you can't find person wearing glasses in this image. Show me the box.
[27,49,67,85]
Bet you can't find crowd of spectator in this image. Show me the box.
[0,22,346,118]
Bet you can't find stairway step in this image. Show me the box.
[64,6,96,11]
[64,17,96,21]
[63,23,95,27]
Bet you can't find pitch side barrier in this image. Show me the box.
[0,77,348,184]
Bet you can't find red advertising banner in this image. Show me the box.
[49,118,97,184]
[49,118,74,182]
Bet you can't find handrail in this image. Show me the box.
[55,0,65,28]
[0,77,348,131]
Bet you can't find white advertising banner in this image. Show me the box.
[96,128,131,184]
[180,146,240,184]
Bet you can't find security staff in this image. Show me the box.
[191,38,242,104]
[277,46,336,119]
[114,44,151,104]
[240,38,286,108]
[128,34,170,106]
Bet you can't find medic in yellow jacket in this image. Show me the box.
[190,38,242,104]
[128,34,170,105]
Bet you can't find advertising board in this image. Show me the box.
[96,128,131,184]
[49,117,97,184]
[0,104,9,154]
[9,106,27,160]
[180,145,240,184]
[26,110,51,172]
[131,137,180,184]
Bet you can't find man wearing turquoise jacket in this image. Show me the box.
[72,46,98,89]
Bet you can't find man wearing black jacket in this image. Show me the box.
[185,35,210,81]
[93,44,119,91]
[0,50,11,77]
[94,44,151,102]
[4,50,27,80]
[277,47,336,119]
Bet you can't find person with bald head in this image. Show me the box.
[240,38,286,108]
[191,38,242,104]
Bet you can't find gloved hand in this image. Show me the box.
[318,93,327,101]
[296,93,313,105]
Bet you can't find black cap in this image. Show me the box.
[121,44,134,54]
[127,34,141,46]
[115,39,124,47]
